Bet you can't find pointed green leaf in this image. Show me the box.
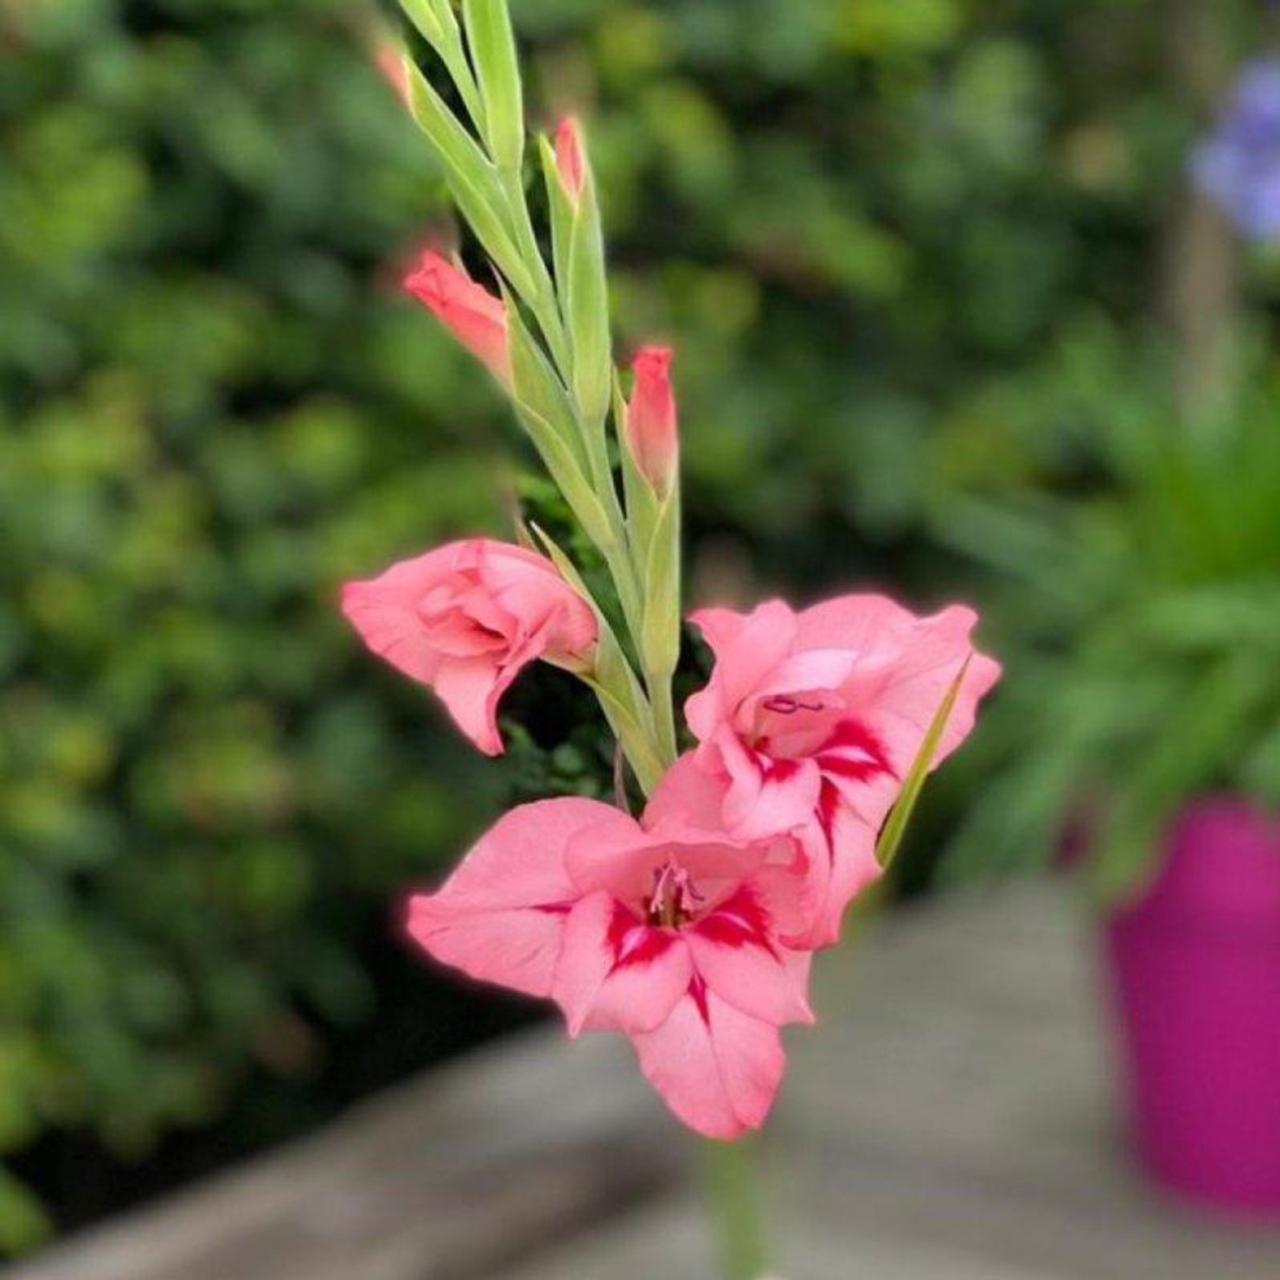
[505,296,587,461]
[876,657,971,871]
[398,0,486,128]
[462,0,524,172]
[399,0,453,48]
[640,491,682,679]
[616,374,660,564]
[538,134,576,299]
[402,61,534,298]
[566,168,612,430]
[514,402,612,549]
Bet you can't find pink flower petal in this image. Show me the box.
[562,809,661,902]
[790,792,882,949]
[402,250,511,383]
[552,893,692,1036]
[688,599,798,722]
[626,346,679,497]
[717,729,823,839]
[430,654,512,757]
[407,897,568,1000]
[341,539,596,755]
[642,752,730,831]
[841,604,1002,777]
[686,888,813,1027]
[404,797,611,997]
[632,980,786,1139]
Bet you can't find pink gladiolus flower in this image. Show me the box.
[554,116,587,204]
[685,596,1001,946]
[406,756,816,1139]
[627,346,679,497]
[341,539,596,756]
[403,250,511,384]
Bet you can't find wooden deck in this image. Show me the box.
[13,882,1280,1279]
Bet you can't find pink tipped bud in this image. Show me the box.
[626,346,679,497]
[375,41,413,113]
[554,116,587,204]
[402,249,511,385]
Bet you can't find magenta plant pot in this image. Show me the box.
[1105,797,1280,1216]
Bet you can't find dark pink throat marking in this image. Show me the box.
[762,695,825,715]
[815,719,895,783]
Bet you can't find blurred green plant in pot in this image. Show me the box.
[938,325,1280,901]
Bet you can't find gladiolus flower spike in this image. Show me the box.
[342,0,1000,1146]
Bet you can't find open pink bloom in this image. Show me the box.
[686,596,1001,946]
[406,757,816,1139]
[402,250,510,384]
[342,539,596,756]
[626,346,679,497]
[554,116,587,203]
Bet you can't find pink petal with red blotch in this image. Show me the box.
[552,893,693,1036]
[790,789,882,949]
[632,979,786,1140]
[811,601,1001,778]
[686,889,814,1027]
[717,729,823,839]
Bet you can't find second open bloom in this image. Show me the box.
[406,755,817,1139]
[686,596,1001,945]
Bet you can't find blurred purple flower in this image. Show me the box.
[1192,57,1280,240]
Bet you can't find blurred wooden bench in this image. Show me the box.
[13,883,1280,1279]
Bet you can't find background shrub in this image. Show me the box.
[1,0,1269,1253]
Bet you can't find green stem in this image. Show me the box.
[650,667,678,765]
[702,1139,768,1280]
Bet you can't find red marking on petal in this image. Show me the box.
[607,902,675,970]
[763,756,802,783]
[762,696,825,715]
[817,780,841,850]
[694,887,777,956]
[689,973,711,1024]
[535,901,573,916]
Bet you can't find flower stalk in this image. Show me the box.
[703,1139,769,1280]
[357,8,1000,1279]
[391,0,680,788]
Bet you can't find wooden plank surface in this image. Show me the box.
[13,882,1280,1279]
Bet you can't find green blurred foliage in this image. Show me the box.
[1,0,524,1249]
[1,0,1268,1252]
[938,329,1280,900]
